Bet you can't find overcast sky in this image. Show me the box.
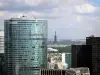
[0,0,100,39]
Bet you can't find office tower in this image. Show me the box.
[86,37,100,75]
[0,30,4,53]
[71,45,82,68]
[4,17,48,75]
[71,45,92,74]
[0,53,6,75]
[54,31,57,43]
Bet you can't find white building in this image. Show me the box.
[0,30,4,53]
[62,53,68,69]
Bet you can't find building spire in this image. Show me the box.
[54,31,57,43]
[55,31,56,36]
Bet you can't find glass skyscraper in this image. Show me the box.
[4,17,48,75]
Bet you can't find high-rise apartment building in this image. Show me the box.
[0,30,4,53]
[4,17,48,75]
[86,37,100,75]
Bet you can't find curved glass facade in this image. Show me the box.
[4,18,47,75]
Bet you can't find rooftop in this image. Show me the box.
[8,16,47,20]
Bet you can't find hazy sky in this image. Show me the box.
[0,0,100,39]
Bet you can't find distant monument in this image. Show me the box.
[54,31,57,43]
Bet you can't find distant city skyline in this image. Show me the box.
[0,0,100,39]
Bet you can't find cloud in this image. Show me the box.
[0,0,87,12]
[24,0,60,6]
[0,0,59,12]
[0,2,3,7]
[1,0,100,39]
[75,4,96,13]
[0,0,74,19]
[61,0,86,5]
[0,10,61,20]
[0,11,4,16]
[47,1,100,38]
[74,3,100,17]
[0,11,45,19]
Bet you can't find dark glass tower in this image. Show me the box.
[71,45,83,68]
[86,37,100,75]
[72,36,100,75]
[71,45,92,74]
[4,17,48,75]
[0,53,5,75]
